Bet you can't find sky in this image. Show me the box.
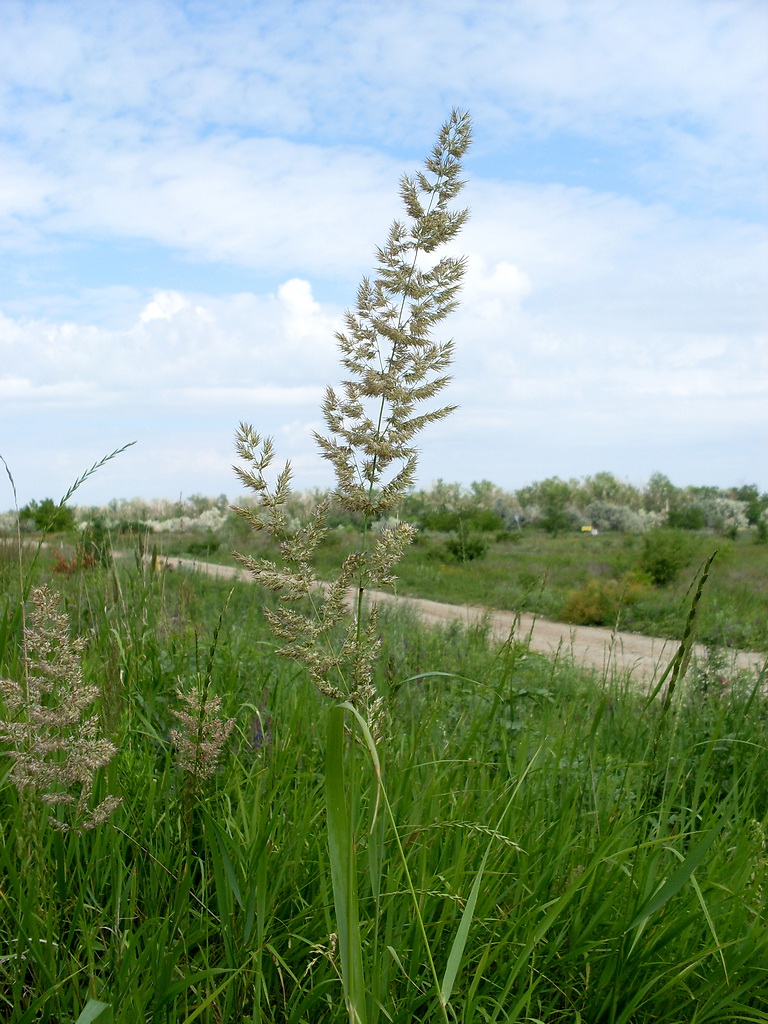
[1,0,766,509]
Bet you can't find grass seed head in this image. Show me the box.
[233,111,471,707]
[0,585,121,832]
[171,685,235,780]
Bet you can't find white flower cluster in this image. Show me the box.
[0,511,19,533]
[72,495,230,529]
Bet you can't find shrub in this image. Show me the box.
[667,506,706,530]
[698,496,748,534]
[184,535,221,557]
[560,575,649,626]
[584,501,662,534]
[639,528,696,586]
[444,532,487,562]
[495,528,522,543]
[414,500,504,535]
[541,505,576,536]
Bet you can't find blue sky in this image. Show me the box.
[1,0,766,508]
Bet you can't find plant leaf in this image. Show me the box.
[74,1002,113,1024]
[627,825,723,937]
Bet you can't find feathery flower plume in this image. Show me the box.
[0,585,121,832]
[232,111,471,717]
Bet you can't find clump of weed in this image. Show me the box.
[560,574,649,626]
[444,527,487,562]
[184,534,221,558]
[232,110,471,717]
[232,111,472,1024]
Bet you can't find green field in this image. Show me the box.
[1,548,766,1022]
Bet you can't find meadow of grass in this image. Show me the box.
[0,550,767,1023]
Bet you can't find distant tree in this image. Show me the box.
[406,481,504,534]
[581,471,640,508]
[537,477,575,535]
[686,484,722,500]
[643,473,678,514]
[18,498,77,533]
[728,484,767,526]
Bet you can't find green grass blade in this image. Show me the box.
[439,757,534,1009]
[74,1002,113,1024]
[643,550,717,711]
[627,824,722,937]
[689,872,729,986]
[440,845,490,1006]
[177,965,249,1024]
[326,703,366,1024]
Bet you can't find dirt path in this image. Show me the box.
[156,556,766,685]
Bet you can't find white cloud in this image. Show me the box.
[2,170,765,505]
[139,290,190,323]
[0,131,401,278]
[0,0,764,276]
[461,256,532,322]
[0,0,765,505]
[0,277,341,397]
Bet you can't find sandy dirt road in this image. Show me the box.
[156,556,766,686]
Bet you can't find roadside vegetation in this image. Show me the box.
[8,472,767,653]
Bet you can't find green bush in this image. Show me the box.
[444,531,487,562]
[639,528,696,586]
[495,528,522,543]
[667,506,706,530]
[560,575,649,626]
[184,535,221,558]
[419,507,504,534]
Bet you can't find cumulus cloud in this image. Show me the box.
[0,278,341,399]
